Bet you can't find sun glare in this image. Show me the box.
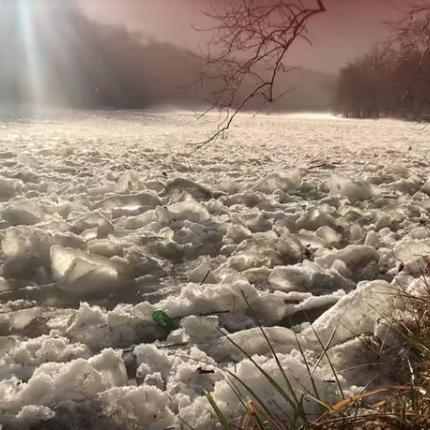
[17,1,44,112]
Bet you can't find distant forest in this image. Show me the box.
[0,2,334,112]
[337,6,430,121]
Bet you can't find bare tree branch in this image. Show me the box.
[194,0,326,147]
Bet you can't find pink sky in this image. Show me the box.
[80,0,411,73]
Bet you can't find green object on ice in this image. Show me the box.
[152,310,173,332]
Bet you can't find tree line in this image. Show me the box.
[337,4,430,121]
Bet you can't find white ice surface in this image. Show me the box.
[0,111,428,428]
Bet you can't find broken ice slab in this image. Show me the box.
[2,227,52,278]
[297,207,339,231]
[269,260,354,294]
[72,211,113,237]
[93,192,161,211]
[301,280,403,349]
[116,170,144,193]
[393,239,430,274]
[50,246,133,297]
[0,177,23,200]
[315,245,380,281]
[329,175,378,203]
[156,199,211,224]
[252,169,305,194]
[1,199,45,225]
[161,177,217,202]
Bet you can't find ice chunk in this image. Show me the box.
[421,180,430,196]
[252,169,304,194]
[375,214,392,231]
[116,170,144,192]
[296,232,326,251]
[269,261,353,293]
[224,223,252,244]
[188,257,217,284]
[0,276,9,293]
[181,316,220,344]
[0,356,116,413]
[211,350,346,424]
[301,280,403,348]
[52,231,86,250]
[2,227,51,278]
[134,344,172,380]
[201,324,296,360]
[99,386,175,430]
[230,210,272,232]
[116,209,157,229]
[87,239,124,258]
[159,278,291,327]
[162,177,214,201]
[5,307,45,336]
[88,348,128,387]
[350,223,365,242]
[228,237,291,271]
[2,199,44,225]
[0,177,23,200]
[329,175,377,203]
[72,212,113,237]
[1,405,54,428]
[392,178,421,194]
[243,266,271,283]
[50,246,132,297]
[393,239,430,274]
[297,208,338,231]
[365,230,381,249]
[125,248,169,278]
[157,280,256,319]
[66,303,160,349]
[315,245,379,281]
[406,227,429,240]
[229,233,306,272]
[0,332,91,381]
[94,192,161,211]
[316,226,343,248]
[179,396,216,430]
[277,233,307,265]
[157,199,211,224]
[383,164,410,179]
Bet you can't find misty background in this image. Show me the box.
[0,0,410,112]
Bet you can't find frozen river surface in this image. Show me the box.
[0,111,429,429]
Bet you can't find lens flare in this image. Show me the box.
[17,0,45,112]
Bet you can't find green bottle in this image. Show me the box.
[152,310,173,332]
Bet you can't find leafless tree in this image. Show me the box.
[337,46,396,119]
[388,2,430,118]
[337,2,430,121]
[195,0,326,144]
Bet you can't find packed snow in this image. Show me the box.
[0,111,429,429]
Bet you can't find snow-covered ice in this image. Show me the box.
[0,111,429,428]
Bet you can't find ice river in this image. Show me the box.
[0,111,429,429]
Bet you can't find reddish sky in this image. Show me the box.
[80,0,411,73]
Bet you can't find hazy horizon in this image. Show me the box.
[0,0,421,113]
